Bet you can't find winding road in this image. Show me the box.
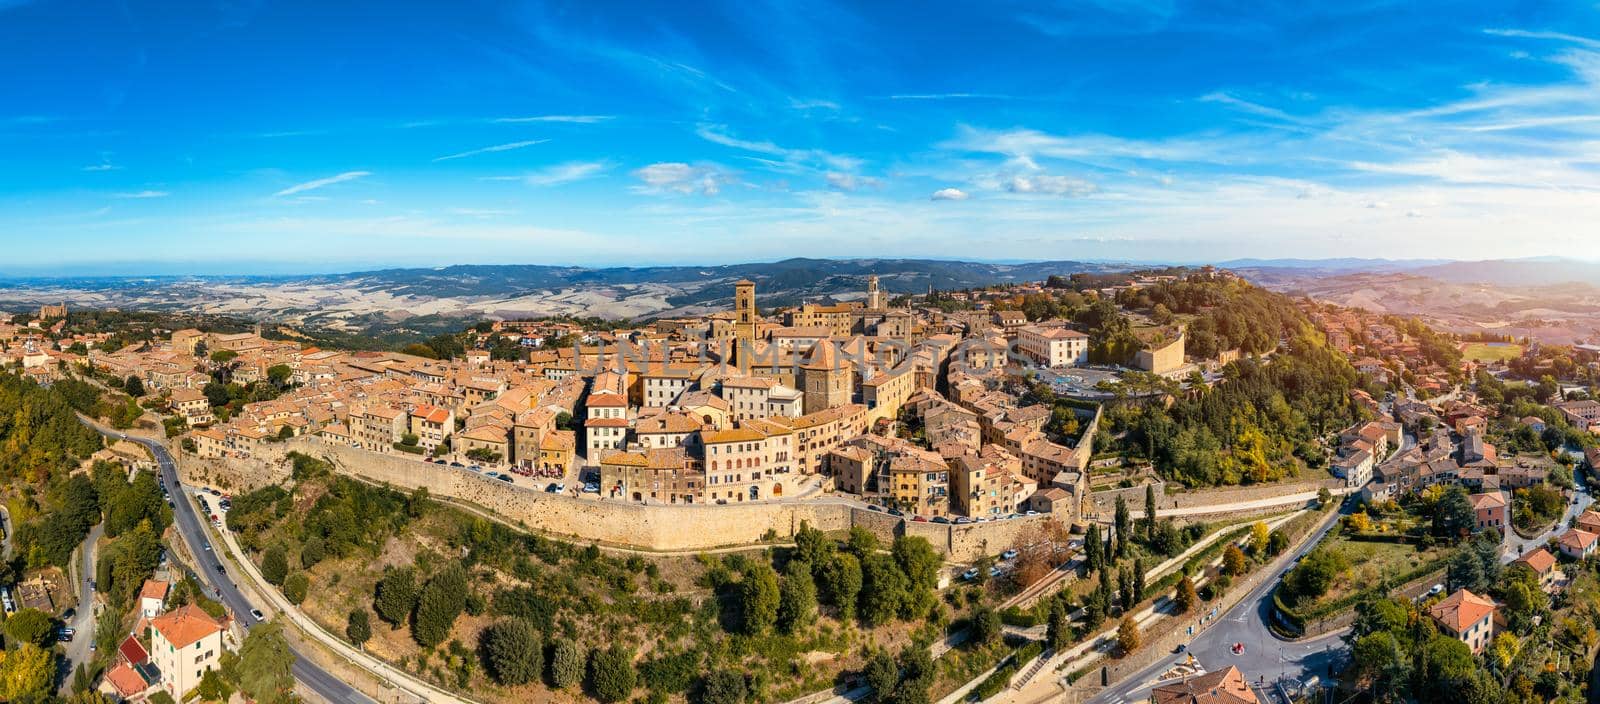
[79,422,374,704]
[1085,500,1351,704]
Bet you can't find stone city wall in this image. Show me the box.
[1163,477,1342,510]
[1087,480,1167,518]
[186,437,1046,561]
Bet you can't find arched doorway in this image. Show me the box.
[772,483,783,497]
[749,486,760,501]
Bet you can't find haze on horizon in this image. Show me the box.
[3,0,1599,274]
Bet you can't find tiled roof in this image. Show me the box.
[1427,589,1497,633]
[151,604,223,649]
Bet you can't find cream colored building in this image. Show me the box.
[150,605,226,697]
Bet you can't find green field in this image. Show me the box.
[1461,342,1523,362]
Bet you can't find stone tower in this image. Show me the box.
[734,279,757,342]
[800,341,852,415]
[866,275,883,310]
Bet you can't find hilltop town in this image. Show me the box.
[2,264,1600,704]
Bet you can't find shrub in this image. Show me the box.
[588,644,637,703]
[283,573,309,605]
[548,638,586,689]
[345,609,371,646]
[261,545,289,585]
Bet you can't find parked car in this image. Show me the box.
[988,566,1004,578]
[887,508,904,517]
[931,516,951,524]
[495,474,513,483]
[867,505,883,512]
[1025,510,1040,516]
[1001,549,1018,561]
[545,484,560,493]
[582,483,600,493]
[250,609,265,622]
[954,517,972,525]
[961,568,980,581]
[911,515,928,522]
[469,465,483,472]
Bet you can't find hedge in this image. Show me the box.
[970,641,1045,701]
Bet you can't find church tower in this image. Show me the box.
[800,341,853,415]
[734,279,757,342]
[866,275,883,310]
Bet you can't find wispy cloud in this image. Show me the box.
[114,190,169,199]
[696,124,862,172]
[523,160,612,186]
[83,163,122,172]
[1484,28,1600,50]
[433,139,548,162]
[273,171,371,197]
[880,93,1014,101]
[825,172,882,191]
[493,115,615,124]
[930,188,969,201]
[632,162,733,196]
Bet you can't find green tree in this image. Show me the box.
[587,644,637,703]
[236,621,297,704]
[260,544,289,585]
[4,608,55,647]
[300,536,326,568]
[863,651,899,703]
[740,562,781,635]
[778,559,817,634]
[820,552,862,620]
[374,566,417,627]
[1046,598,1071,651]
[345,609,371,646]
[970,604,1001,645]
[1114,495,1130,557]
[1143,484,1157,538]
[124,375,144,397]
[549,638,586,689]
[484,618,544,685]
[893,645,935,704]
[1085,523,1104,573]
[859,553,908,626]
[892,535,941,619]
[413,563,468,647]
[698,670,748,704]
[196,668,234,702]
[283,572,309,605]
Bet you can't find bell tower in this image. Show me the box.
[734,279,757,341]
[866,274,882,310]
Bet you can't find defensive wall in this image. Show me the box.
[175,437,1049,562]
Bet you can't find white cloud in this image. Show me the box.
[632,162,732,196]
[113,190,169,199]
[433,139,548,162]
[1484,28,1600,50]
[522,160,612,187]
[882,93,1013,100]
[1005,174,1096,196]
[493,115,615,124]
[273,171,371,197]
[825,172,882,191]
[83,163,121,172]
[930,188,969,201]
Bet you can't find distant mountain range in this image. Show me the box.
[0,257,1138,337]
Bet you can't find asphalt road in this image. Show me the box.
[59,522,104,694]
[85,426,373,704]
[1087,500,1352,704]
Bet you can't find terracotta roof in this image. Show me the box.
[703,427,767,444]
[1514,548,1557,574]
[1427,589,1497,633]
[105,662,149,697]
[139,579,169,602]
[1561,529,1598,550]
[1151,666,1263,704]
[1469,492,1505,510]
[150,604,223,649]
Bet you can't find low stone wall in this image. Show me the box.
[187,437,1046,561]
[1088,481,1166,518]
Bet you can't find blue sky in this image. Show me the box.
[3,0,1599,275]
